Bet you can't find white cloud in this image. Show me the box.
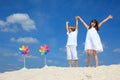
[102,43,108,49]
[0,26,18,32]
[59,47,66,53]
[47,60,53,63]
[0,20,6,26]
[0,13,36,32]
[10,37,39,43]
[26,55,39,59]
[2,53,18,57]
[47,59,59,65]
[18,55,39,62]
[7,13,36,31]
[113,48,120,53]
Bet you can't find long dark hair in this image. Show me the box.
[89,19,99,31]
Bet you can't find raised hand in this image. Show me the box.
[75,16,80,20]
[108,15,113,19]
[66,21,69,24]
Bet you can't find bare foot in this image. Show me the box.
[87,65,91,68]
[95,65,98,68]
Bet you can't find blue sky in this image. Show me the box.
[0,0,120,72]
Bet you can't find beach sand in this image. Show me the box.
[0,64,120,80]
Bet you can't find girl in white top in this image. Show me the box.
[76,15,112,67]
[66,17,79,67]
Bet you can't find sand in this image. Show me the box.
[0,64,120,80]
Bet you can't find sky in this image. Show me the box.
[0,0,120,72]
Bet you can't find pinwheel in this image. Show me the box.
[39,45,50,66]
[19,45,29,68]
[19,45,29,56]
[39,45,50,55]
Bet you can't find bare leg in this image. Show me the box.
[68,60,72,67]
[93,50,98,67]
[74,60,78,67]
[87,50,92,67]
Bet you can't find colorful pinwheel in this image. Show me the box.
[39,45,50,66]
[19,45,29,68]
[39,45,50,55]
[19,45,29,56]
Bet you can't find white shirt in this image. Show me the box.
[66,30,78,46]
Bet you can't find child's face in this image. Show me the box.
[68,26,76,32]
[91,22,96,27]
[68,28,72,32]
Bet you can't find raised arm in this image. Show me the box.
[75,16,78,30]
[76,16,89,29]
[66,21,69,32]
[98,15,113,28]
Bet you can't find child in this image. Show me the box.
[76,15,112,67]
[66,17,79,67]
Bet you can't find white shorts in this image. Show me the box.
[66,45,78,60]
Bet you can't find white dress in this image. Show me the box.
[85,27,103,53]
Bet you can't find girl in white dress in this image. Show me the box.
[76,15,112,67]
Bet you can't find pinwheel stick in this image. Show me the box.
[44,55,47,66]
[24,56,26,68]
